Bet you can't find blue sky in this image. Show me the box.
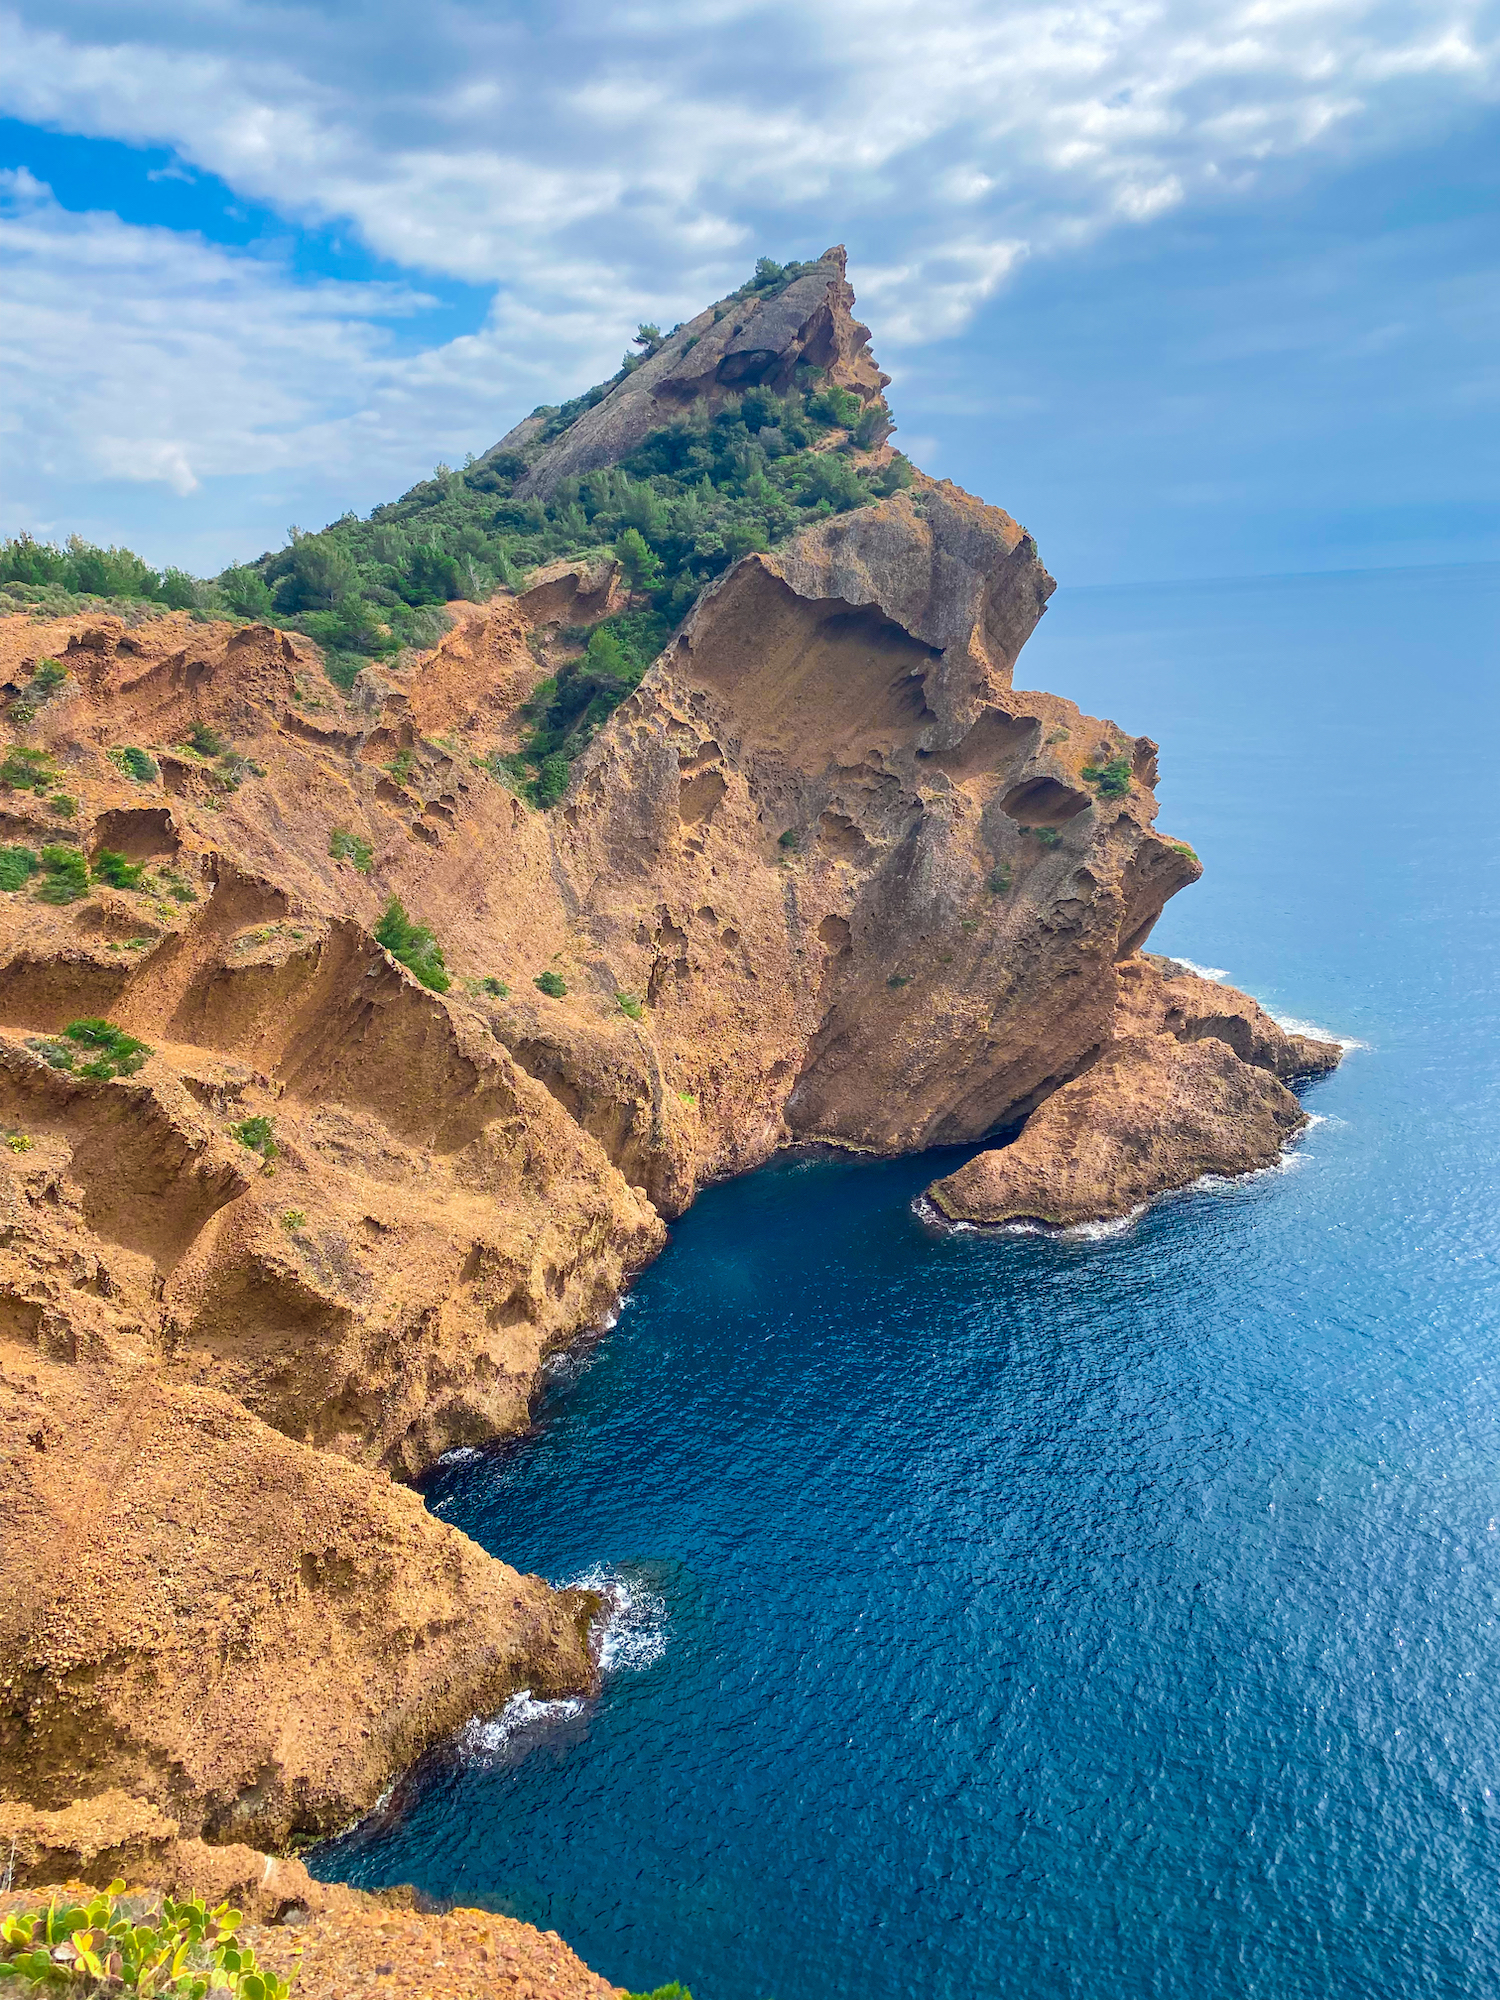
[0,0,1496,586]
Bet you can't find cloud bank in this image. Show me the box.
[0,0,1496,562]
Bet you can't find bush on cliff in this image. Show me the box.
[62,1018,153,1078]
[36,846,89,904]
[232,1114,277,1160]
[0,846,38,891]
[1081,754,1132,799]
[374,896,451,993]
[91,848,146,889]
[0,1881,290,1999]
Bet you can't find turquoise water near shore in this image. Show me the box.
[317,563,1500,1999]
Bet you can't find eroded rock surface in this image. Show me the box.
[927,958,1341,1227]
[0,258,1337,1873]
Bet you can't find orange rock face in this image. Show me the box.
[927,957,1342,1227]
[0,259,1336,1937]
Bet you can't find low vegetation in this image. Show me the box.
[534,970,568,998]
[184,721,227,757]
[987,864,1013,895]
[109,745,160,785]
[329,826,374,872]
[28,1018,152,1079]
[0,747,55,792]
[0,846,37,891]
[1023,826,1063,850]
[374,896,450,992]
[232,1114,277,1160]
[36,847,89,903]
[1081,754,1132,799]
[0,1881,289,1999]
[617,992,645,1020]
[92,848,146,889]
[497,610,668,805]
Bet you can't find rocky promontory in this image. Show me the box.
[927,955,1341,1228]
[0,249,1339,1954]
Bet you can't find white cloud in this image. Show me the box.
[0,0,1495,331]
[0,0,1496,562]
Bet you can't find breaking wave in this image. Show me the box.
[1272,1011,1368,1051]
[569,1565,670,1676]
[455,1690,589,1767]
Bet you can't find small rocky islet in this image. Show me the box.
[0,249,1336,1993]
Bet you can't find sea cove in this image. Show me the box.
[315,561,1500,1999]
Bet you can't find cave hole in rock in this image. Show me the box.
[999,776,1092,828]
[90,806,180,865]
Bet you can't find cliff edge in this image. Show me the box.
[0,253,1339,1933]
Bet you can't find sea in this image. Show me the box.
[315,561,1500,2000]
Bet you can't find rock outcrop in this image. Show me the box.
[488,246,890,497]
[927,956,1341,1227]
[0,1836,625,1999]
[0,255,1338,1902]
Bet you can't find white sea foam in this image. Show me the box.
[437,1444,481,1465]
[1271,1010,1368,1052]
[456,1690,587,1765]
[567,1565,669,1675]
[1168,956,1230,984]
[542,1294,634,1386]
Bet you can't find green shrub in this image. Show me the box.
[282,1208,307,1231]
[186,720,227,757]
[616,526,662,589]
[1022,826,1062,850]
[887,973,910,989]
[219,563,275,620]
[0,846,37,891]
[48,792,77,817]
[110,745,160,784]
[778,828,799,850]
[0,746,54,791]
[0,533,205,607]
[1168,839,1199,860]
[387,749,415,787]
[61,1018,152,1078]
[807,384,863,429]
[534,970,568,998]
[232,1114,277,1159]
[92,847,145,889]
[374,896,450,992]
[482,975,509,997]
[987,864,1013,895]
[616,992,645,1020]
[1081,755,1132,799]
[624,1986,693,2000]
[329,826,374,872]
[0,1879,288,1999]
[26,1035,75,1071]
[30,658,67,696]
[36,845,89,903]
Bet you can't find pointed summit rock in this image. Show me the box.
[485,246,892,498]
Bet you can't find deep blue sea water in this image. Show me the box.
[317,563,1500,2000]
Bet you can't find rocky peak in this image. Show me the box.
[487,246,892,499]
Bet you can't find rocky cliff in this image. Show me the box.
[0,253,1337,1918]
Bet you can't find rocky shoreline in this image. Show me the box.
[0,253,1339,1991]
